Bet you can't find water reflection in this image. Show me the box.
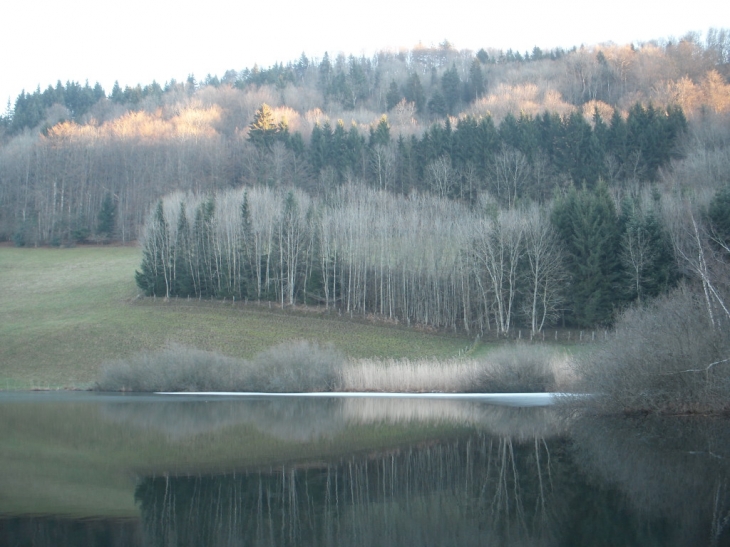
[569,415,730,547]
[135,434,560,547]
[1,394,729,546]
[100,396,566,442]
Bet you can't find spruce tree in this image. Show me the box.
[174,203,194,297]
[441,63,461,114]
[248,103,280,151]
[135,201,170,297]
[552,183,623,326]
[385,80,401,111]
[97,193,116,240]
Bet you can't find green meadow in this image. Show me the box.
[0,245,471,389]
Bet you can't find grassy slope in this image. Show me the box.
[0,245,469,389]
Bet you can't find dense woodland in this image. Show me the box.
[2,31,730,330]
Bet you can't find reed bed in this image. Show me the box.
[339,344,574,394]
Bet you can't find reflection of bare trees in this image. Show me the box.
[135,433,562,547]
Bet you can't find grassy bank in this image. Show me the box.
[0,246,471,389]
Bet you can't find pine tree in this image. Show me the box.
[248,103,280,151]
[385,80,401,111]
[428,92,447,117]
[464,58,486,102]
[404,73,426,113]
[135,201,171,297]
[708,185,730,247]
[369,116,390,148]
[174,203,194,297]
[96,193,116,240]
[441,63,461,114]
[552,183,623,326]
[238,193,254,299]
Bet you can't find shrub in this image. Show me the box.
[470,344,561,393]
[96,340,344,393]
[574,285,730,414]
[248,340,343,392]
[96,344,248,392]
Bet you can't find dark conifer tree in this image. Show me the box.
[552,183,624,326]
[136,201,170,297]
[96,193,116,240]
[385,80,402,111]
[464,58,486,102]
[404,73,426,113]
[174,203,194,297]
[708,185,730,247]
[441,63,461,114]
[248,103,280,151]
[428,91,447,117]
[369,116,390,148]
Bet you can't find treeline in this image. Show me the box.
[3,29,729,137]
[0,100,688,247]
[253,101,687,196]
[135,181,730,330]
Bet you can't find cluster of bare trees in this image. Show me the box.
[139,186,566,334]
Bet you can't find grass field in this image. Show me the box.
[0,245,472,389]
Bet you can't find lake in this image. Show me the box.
[0,392,728,546]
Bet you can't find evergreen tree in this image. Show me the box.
[552,183,624,326]
[248,103,281,151]
[193,199,216,297]
[385,80,402,111]
[136,201,171,297]
[464,58,486,102]
[238,193,254,299]
[404,73,426,113]
[441,63,461,114]
[428,91,447,117]
[309,123,326,174]
[318,52,333,98]
[174,203,194,297]
[96,193,116,239]
[331,121,350,180]
[369,116,390,148]
[708,184,730,248]
[619,198,678,302]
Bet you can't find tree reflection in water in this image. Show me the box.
[135,433,560,547]
[129,400,730,547]
[3,396,729,546]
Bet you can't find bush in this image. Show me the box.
[470,344,561,393]
[96,340,344,393]
[575,285,730,414]
[248,340,343,392]
[96,344,249,392]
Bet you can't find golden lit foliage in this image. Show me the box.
[467,84,575,122]
[654,70,730,115]
[582,100,615,125]
[43,106,223,145]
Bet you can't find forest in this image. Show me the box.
[1,30,730,331]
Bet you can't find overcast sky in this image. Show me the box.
[2,0,728,108]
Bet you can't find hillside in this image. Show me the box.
[0,246,469,389]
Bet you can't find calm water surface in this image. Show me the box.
[0,392,728,546]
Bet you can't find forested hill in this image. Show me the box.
[1,31,730,330]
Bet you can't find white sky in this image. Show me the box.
[2,0,728,109]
